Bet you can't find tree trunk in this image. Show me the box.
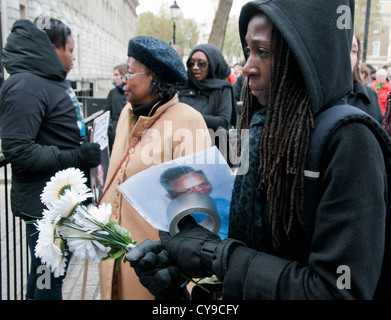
[208,0,234,51]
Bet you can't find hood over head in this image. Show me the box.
[239,0,355,116]
[188,44,231,80]
[2,19,67,81]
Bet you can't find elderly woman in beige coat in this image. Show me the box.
[99,36,211,300]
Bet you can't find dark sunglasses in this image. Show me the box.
[187,61,209,69]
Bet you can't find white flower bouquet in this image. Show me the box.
[33,168,137,278]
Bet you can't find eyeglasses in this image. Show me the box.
[187,61,209,69]
[121,72,148,82]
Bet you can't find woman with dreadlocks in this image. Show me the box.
[126,0,389,300]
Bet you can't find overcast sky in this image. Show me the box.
[136,0,251,24]
[136,0,251,42]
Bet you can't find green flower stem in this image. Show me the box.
[180,273,211,295]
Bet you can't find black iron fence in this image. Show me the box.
[0,154,30,300]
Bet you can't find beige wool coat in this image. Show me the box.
[99,95,212,300]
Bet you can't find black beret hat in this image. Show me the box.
[128,36,188,84]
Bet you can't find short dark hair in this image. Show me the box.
[160,166,208,197]
[34,17,72,49]
[160,166,196,192]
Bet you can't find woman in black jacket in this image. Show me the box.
[127,0,389,300]
[0,18,101,300]
[178,44,237,132]
[104,64,128,152]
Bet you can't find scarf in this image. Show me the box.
[229,107,267,251]
[132,98,163,117]
[114,82,124,90]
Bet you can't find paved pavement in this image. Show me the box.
[62,258,101,300]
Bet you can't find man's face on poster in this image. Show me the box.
[167,172,213,199]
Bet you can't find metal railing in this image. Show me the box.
[0,154,30,300]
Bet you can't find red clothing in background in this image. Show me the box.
[372,80,391,114]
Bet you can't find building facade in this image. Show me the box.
[0,0,139,97]
[364,0,391,70]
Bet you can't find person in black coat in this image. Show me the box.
[126,0,388,300]
[104,64,128,152]
[347,34,383,124]
[178,44,237,131]
[0,18,101,300]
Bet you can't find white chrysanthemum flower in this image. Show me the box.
[88,203,112,225]
[51,189,90,224]
[71,203,112,234]
[41,168,92,207]
[60,226,110,263]
[42,208,56,221]
[34,219,68,278]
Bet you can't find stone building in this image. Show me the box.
[363,0,391,70]
[0,0,139,97]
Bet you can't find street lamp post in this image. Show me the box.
[170,1,180,44]
[0,5,4,87]
[363,0,372,62]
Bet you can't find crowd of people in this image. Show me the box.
[0,0,390,301]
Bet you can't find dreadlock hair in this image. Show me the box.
[240,26,314,249]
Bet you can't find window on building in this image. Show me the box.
[372,41,381,57]
[20,5,27,18]
[374,21,382,34]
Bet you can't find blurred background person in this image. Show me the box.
[178,44,237,132]
[104,64,128,153]
[360,62,373,87]
[227,66,237,85]
[233,62,244,78]
[171,43,184,61]
[347,34,382,124]
[371,68,391,114]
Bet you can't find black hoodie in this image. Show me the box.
[223,0,387,300]
[239,0,355,116]
[0,19,83,220]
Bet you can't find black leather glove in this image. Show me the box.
[78,143,101,169]
[159,216,245,281]
[126,240,190,300]
[59,143,101,170]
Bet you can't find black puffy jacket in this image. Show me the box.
[0,19,84,220]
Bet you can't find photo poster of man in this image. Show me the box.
[89,110,111,204]
[118,146,235,239]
